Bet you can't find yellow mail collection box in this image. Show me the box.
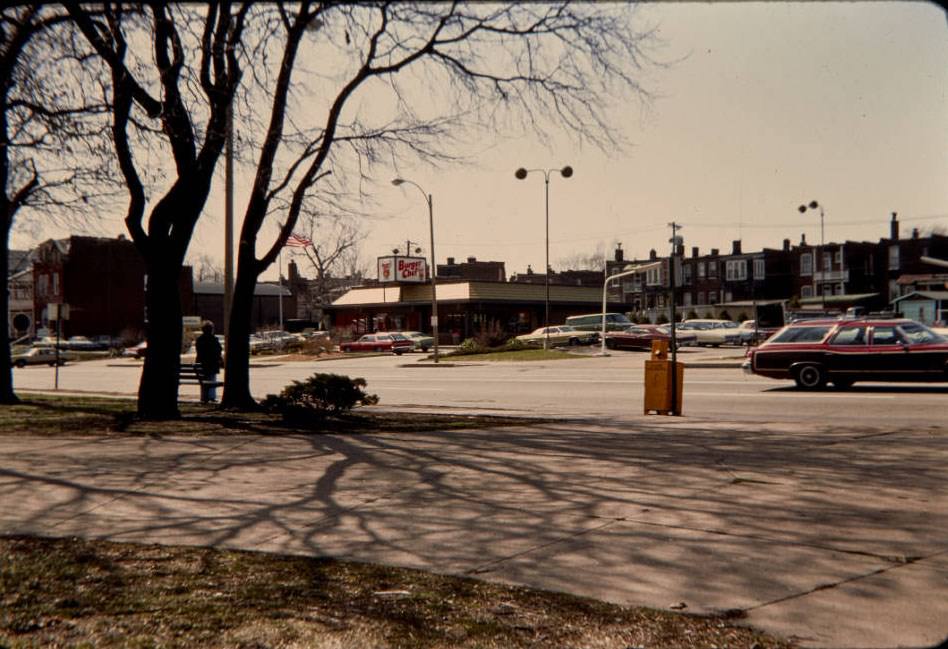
[644,340,684,415]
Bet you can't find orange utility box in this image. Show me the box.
[644,340,684,415]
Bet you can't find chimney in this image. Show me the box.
[446,257,455,265]
[800,233,807,246]
[467,256,476,263]
[691,246,699,258]
[783,238,791,252]
[890,212,899,240]
[614,243,624,262]
[526,264,533,275]
[732,240,742,255]
[912,228,919,239]
[288,260,299,283]
[710,248,719,257]
[649,248,657,260]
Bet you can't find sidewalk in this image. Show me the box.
[1,418,945,648]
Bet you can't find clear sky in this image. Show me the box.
[13,2,948,280]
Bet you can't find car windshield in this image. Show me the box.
[899,322,945,344]
[770,325,832,343]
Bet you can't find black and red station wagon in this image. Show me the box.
[743,318,948,389]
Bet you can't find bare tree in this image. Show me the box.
[69,3,250,419]
[221,2,654,408]
[557,242,616,272]
[291,212,366,323]
[190,252,224,283]
[0,6,110,404]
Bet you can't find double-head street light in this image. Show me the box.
[392,178,440,363]
[514,165,573,350]
[798,200,825,309]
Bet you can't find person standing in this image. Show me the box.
[195,321,223,403]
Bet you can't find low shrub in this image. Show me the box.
[261,373,379,422]
[504,338,530,351]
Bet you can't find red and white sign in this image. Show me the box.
[377,256,427,283]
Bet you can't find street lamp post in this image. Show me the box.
[514,165,573,350]
[392,178,440,363]
[798,200,825,310]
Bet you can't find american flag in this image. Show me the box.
[285,232,312,248]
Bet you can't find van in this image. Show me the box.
[565,312,632,332]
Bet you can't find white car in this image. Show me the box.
[679,319,743,347]
[515,325,598,347]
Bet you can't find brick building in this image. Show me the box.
[31,235,194,341]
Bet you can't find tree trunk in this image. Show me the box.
[0,212,18,405]
[220,249,259,409]
[137,258,183,419]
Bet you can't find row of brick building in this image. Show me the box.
[603,213,948,322]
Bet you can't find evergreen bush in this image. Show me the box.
[262,373,379,422]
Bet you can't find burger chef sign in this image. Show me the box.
[377,255,428,284]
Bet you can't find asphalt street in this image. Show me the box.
[12,347,948,429]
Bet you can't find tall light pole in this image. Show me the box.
[798,200,825,310]
[392,178,440,363]
[514,165,573,350]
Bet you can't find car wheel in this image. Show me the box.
[794,364,826,390]
[394,349,404,356]
[605,339,615,349]
[568,338,579,346]
[15,360,26,368]
[421,346,429,352]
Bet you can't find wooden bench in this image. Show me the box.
[178,363,223,403]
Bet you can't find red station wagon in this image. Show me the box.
[340,333,414,355]
[743,318,948,389]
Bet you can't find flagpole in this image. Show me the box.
[278,248,283,331]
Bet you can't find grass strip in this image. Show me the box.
[0,535,793,649]
[0,394,540,437]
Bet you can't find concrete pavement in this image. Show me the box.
[2,416,946,648]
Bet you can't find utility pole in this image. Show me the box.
[668,222,683,414]
[224,106,234,339]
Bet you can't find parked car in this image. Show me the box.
[679,319,743,347]
[12,346,74,367]
[604,325,678,351]
[65,335,99,351]
[249,334,276,354]
[565,312,633,332]
[259,330,302,352]
[743,318,948,389]
[340,333,414,355]
[648,324,699,347]
[738,320,780,345]
[400,331,434,352]
[515,325,598,347]
[122,341,148,358]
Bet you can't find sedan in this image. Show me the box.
[12,346,74,367]
[400,331,434,352]
[515,326,598,347]
[603,325,696,351]
[744,318,948,389]
[340,333,414,355]
[679,320,743,347]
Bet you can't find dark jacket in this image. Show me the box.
[195,332,223,375]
